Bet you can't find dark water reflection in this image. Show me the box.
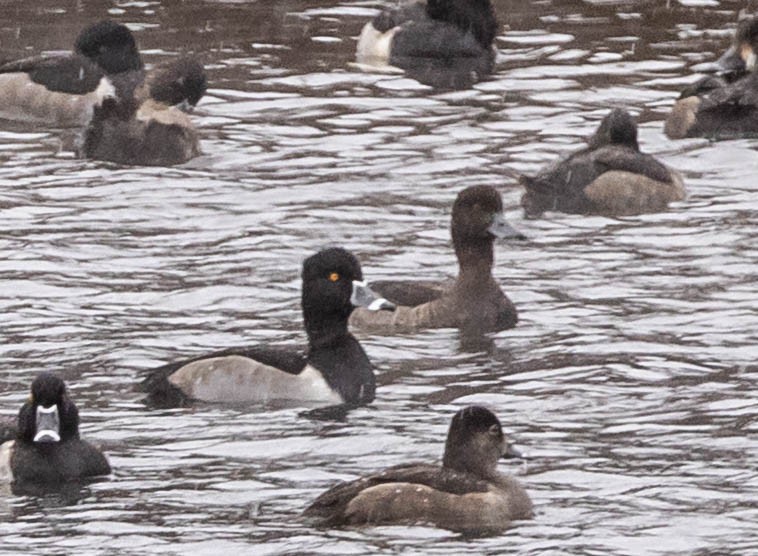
[0,0,757,554]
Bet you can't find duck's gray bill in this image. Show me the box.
[351,280,395,311]
[34,404,61,443]
[489,213,526,240]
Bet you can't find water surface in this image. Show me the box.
[0,0,756,554]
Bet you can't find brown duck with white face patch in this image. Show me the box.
[304,405,533,534]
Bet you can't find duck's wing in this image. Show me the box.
[679,75,728,99]
[68,439,112,478]
[304,463,490,524]
[0,417,17,444]
[0,54,105,94]
[700,73,758,107]
[369,280,447,307]
[592,146,675,183]
[393,18,491,59]
[520,149,599,215]
[139,346,308,407]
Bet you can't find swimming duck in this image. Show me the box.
[349,185,522,335]
[666,16,758,139]
[304,405,533,533]
[521,108,685,217]
[0,20,143,127]
[79,57,207,166]
[356,0,498,88]
[0,373,111,485]
[141,247,395,407]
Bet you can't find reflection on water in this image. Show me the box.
[0,0,756,554]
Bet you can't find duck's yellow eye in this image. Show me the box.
[329,272,340,282]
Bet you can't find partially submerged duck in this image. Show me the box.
[522,108,685,217]
[141,247,395,407]
[356,0,498,88]
[304,405,533,533]
[349,185,523,335]
[666,16,758,139]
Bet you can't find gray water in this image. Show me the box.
[0,0,756,554]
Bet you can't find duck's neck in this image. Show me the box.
[442,444,498,480]
[454,237,495,286]
[304,312,351,350]
[304,313,375,405]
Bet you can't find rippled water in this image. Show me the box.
[0,0,756,554]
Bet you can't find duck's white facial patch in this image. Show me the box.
[168,355,342,404]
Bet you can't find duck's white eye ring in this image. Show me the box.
[488,424,500,436]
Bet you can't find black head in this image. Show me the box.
[302,247,364,323]
[301,248,393,339]
[75,20,143,74]
[17,373,80,444]
[587,108,639,151]
[442,406,521,479]
[716,16,758,74]
[148,57,207,109]
[426,0,498,50]
[31,372,67,407]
